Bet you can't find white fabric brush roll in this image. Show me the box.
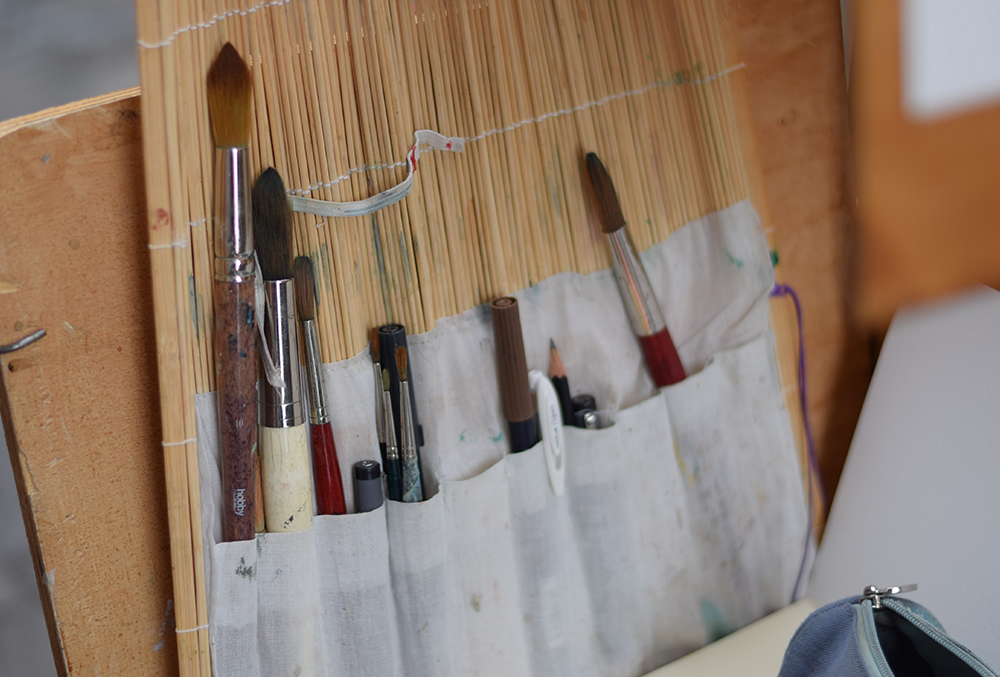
[195,200,808,677]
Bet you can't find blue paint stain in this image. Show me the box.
[724,250,744,269]
[153,599,175,652]
[701,599,732,642]
[490,430,503,443]
[459,429,467,442]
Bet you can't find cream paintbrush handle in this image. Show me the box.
[260,423,313,532]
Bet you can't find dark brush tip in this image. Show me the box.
[370,327,381,363]
[585,152,626,234]
[293,256,315,321]
[252,168,293,281]
[395,346,408,380]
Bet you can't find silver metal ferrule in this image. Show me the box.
[373,362,384,444]
[261,279,304,428]
[214,147,255,282]
[382,389,398,461]
[606,227,666,337]
[399,381,418,465]
[300,319,328,425]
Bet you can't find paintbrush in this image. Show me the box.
[396,347,423,502]
[253,167,313,532]
[370,327,386,474]
[382,368,402,501]
[586,152,686,387]
[294,256,346,515]
[208,43,257,542]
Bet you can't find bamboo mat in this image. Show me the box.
[136,1,752,675]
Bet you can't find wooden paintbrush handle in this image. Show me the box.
[310,422,346,515]
[260,423,313,532]
[215,279,258,542]
[639,326,686,388]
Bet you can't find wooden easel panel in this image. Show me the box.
[0,89,177,677]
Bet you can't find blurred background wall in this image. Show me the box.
[0,1,138,673]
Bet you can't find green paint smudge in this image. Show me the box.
[725,251,744,269]
[701,599,732,642]
[770,249,780,268]
[235,556,256,580]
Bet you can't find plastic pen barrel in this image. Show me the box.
[353,461,383,513]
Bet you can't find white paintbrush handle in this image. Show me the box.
[260,423,313,532]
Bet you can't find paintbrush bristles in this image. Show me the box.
[395,346,408,381]
[370,328,381,363]
[252,168,293,281]
[206,43,252,149]
[586,152,626,234]
[293,257,315,321]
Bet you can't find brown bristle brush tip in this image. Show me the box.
[585,152,626,234]
[207,42,252,149]
[293,257,315,321]
[370,327,381,364]
[395,346,408,381]
[252,168,293,282]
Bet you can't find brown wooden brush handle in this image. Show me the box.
[215,278,258,542]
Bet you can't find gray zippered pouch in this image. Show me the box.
[779,586,998,677]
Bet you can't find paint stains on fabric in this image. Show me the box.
[471,593,482,612]
[724,250,744,269]
[235,556,256,580]
[673,440,697,487]
[700,599,732,642]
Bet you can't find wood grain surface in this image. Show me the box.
[0,2,867,674]
[214,278,259,542]
[0,90,177,676]
[722,0,873,506]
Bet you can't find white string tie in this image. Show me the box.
[162,437,197,447]
[289,130,465,219]
[149,239,189,251]
[253,251,286,390]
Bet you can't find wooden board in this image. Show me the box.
[853,0,1000,322]
[0,2,867,674]
[0,90,177,677]
[722,0,873,506]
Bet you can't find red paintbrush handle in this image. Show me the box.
[639,326,686,387]
[311,422,346,515]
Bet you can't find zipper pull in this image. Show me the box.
[861,584,918,609]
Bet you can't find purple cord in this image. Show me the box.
[770,282,822,597]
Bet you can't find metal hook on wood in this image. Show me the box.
[0,329,46,354]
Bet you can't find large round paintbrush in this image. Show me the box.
[208,43,258,542]
[253,168,313,532]
[294,256,346,515]
[586,152,685,387]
